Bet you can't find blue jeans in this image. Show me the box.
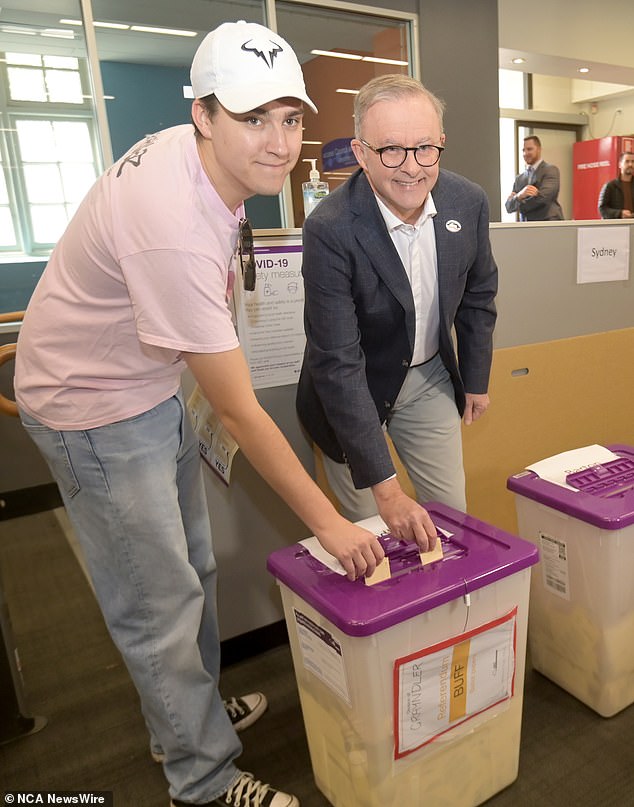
[20,391,241,803]
[322,353,466,520]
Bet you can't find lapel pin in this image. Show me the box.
[446,220,462,232]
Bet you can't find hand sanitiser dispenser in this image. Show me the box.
[302,159,329,217]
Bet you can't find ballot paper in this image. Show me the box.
[526,444,620,490]
[299,515,390,575]
[365,540,445,586]
[299,514,450,578]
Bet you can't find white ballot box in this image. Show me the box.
[267,503,538,807]
[508,443,634,717]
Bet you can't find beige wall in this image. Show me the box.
[464,328,634,533]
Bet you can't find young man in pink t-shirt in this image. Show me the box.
[14,21,398,807]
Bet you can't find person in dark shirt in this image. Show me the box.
[599,151,634,219]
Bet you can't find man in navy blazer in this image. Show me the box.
[296,75,498,548]
[505,135,564,221]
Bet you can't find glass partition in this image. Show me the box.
[91,0,266,159]
[93,0,280,224]
[0,0,415,264]
[276,0,414,225]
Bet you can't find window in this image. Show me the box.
[6,52,85,104]
[0,149,17,249]
[0,51,100,255]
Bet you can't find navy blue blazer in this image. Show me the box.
[296,168,498,490]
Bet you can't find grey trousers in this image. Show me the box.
[321,353,466,521]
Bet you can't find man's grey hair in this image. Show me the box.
[353,74,446,140]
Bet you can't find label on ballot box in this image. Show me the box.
[394,608,517,757]
[293,608,351,705]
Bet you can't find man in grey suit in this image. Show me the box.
[505,135,564,221]
[296,74,497,548]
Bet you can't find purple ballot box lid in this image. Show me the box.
[266,502,538,637]
[507,444,634,529]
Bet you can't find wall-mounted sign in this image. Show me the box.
[233,233,306,389]
[322,137,357,172]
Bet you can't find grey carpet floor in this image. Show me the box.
[0,510,633,806]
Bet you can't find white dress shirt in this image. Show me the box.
[375,193,440,366]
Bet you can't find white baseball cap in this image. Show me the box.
[190,20,317,114]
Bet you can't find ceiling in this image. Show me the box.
[498,0,634,94]
[499,48,634,91]
[1,0,633,96]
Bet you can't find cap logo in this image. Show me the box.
[241,37,283,69]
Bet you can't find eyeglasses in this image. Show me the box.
[238,217,256,292]
[359,140,444,168]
